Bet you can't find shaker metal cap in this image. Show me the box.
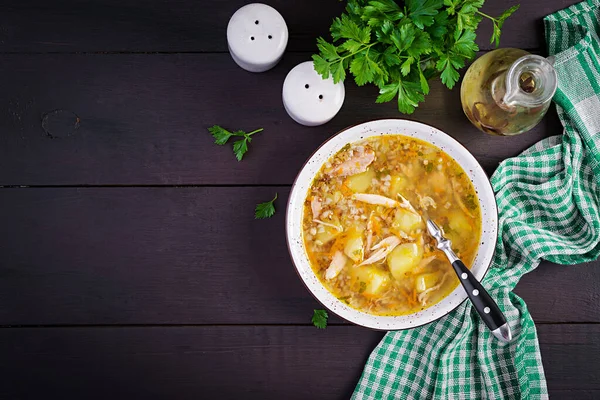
[227,3,288,73]
[282,61,345,126]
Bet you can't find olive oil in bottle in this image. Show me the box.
[460,48,557,136]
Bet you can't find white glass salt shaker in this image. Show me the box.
[227,3,288,72]
[282,61,345,126]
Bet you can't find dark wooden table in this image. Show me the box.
[1,1,599,399]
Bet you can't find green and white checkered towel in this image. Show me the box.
[353,1,600,398]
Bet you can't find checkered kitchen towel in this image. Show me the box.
[353,1,600,398]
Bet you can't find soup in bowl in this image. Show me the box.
[286,120,497,330]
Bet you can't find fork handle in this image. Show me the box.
[451,259,512,342]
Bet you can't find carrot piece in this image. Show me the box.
[341,182,353,197]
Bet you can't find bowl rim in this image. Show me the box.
[285,118,498,330]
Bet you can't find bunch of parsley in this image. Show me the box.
[312,0,519,114]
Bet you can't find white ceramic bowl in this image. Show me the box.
[286,119,498,330]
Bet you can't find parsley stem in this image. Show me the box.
[476,10,497,22]
[247,128,264,136]
[339,42,377,62]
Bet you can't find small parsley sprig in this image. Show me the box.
[208,125,263,161]
[255,193,278,219]
[312,0,520,114]
[478,4,520,47]
[312,309,329,329]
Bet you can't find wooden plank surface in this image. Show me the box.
[1,187,598,325]
[0,53,560,186]
[0,0,574,53]
[1,0,596,397]
[1,324,599,399]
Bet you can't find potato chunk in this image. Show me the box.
[387,243,422,281]
[429,171,449,193]
[415,271,443,293]
[351,266,390,296]
[345,169,376,193]
[388,174,408,197]
[392,209,423,233]
[315,225,341,245]
[449,210,473,233]
[344,229,364,262]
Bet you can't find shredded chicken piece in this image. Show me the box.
[417,273,448,305]
[311,197,322,219]
[352,193,398,207]
[397,194,419,214]
[329,147,375,177]
[418,194,437,210]
[359,236,401,266]
[371,235,401,250]
[313,219,343,232]
[397,230,414,241]
[451,178,476,218]
[399,163,415,179]
[418,255,438,269]
[325,251,347,280]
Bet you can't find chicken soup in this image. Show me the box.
[302,135,481,315]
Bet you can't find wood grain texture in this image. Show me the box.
[551,390,600,400]
[0,0,595,395]
[0,0,575,53]
[1,324,598,399]
[1,187,598,326]
[0,53,561,186]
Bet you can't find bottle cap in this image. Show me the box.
[227,3,288,73]
[282,61,345,126]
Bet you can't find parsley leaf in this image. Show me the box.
[452,30,478,59]
[401,57,413,76]
[463,193,478,210]
[340,39,364,53]
[312,54,331,79]
[312,309,328,329]
[428,9,449,39]
[456,0,484,34]
[208,125,235,145]
[255,193,278,219]
[331,60,347,83]
[490,4,520,47]
[436,52,464,89]
[498,4,520,26]
[350,50,382,86]
[391,24,416,52]
[407,0,444,29]
[363,0,404,26]
[331,15,371,43]
[233,138,250,161]
[316,37,339,60]
[443,0,461,16]
[377,76,424,114]
[407,30,432,58]
[207,125,262,161]
[418,65,430,95]
[440,64,459,89]
[382,46,401,66]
